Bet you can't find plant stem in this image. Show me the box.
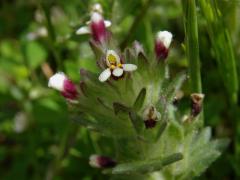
[120,0,153,50]
[182,0,203,124]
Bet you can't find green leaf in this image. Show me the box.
[163,72,186,104]
[25,41,47,69]
[133,88,146,111]
[111,153,183,174]
[113,102,131,115]
[199,0,239,103]
[156,121,168,141]
[129,111,144,135]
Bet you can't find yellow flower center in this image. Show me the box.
[118,63,122,68]
[108,54,117,65]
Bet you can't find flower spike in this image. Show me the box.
[98,50,137,82]
[48,72,78,100]
[155,31,173,61]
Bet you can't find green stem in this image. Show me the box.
[183,0,202,93]
[182,0,203,124]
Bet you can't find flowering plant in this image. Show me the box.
[48,3,229,179]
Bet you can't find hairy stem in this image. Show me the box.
[182,0,203,124]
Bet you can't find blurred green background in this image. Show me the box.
[0,0,240,179]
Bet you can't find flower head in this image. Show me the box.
[76,3,111,44]
[89,155,116,168]
[98,50,137,82]
[155,31,173,60]
[143,106,160,128]
[48,72,78,100]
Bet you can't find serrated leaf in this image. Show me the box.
[111,153,183,174]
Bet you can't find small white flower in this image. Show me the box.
[98,50,137,82]
[76,20,111,35]
[156,31,173,49]
[89,155,101,168]
[48,72,66,91]
[76,21,111,35]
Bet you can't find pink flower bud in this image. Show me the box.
[90,12,107,44]
[155,31,173,61]
[89,155,116,168]
[48,72,78,100]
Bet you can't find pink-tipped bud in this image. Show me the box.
[91,3,103,14]
[90,12,107,44]
[89,155,116,168]
[155,31,173,61]
[143,106,160,129]
[48,72,78,100]
[190,93,205,117]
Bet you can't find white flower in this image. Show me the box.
[98,50,137,82]
[156,31,173,49]
[48,72,66,91]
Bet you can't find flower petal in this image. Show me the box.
[104,20,111,27]
[91,12,103,23]
[76,26,90,35]
[106,50,120,66]
[87,20,111,28]
[112,68,123,77]
[48,72,66,91]
[122,64,137,72]
[99,68,111,82]
[156,31,173,48]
